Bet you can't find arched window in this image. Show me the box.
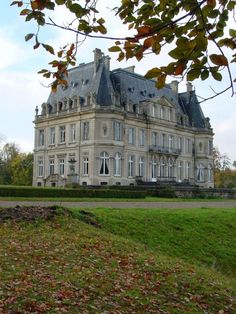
[168,159,174,178]
[160,158,166,177]
[186,161,191,179]
[197,163,205,182]
[114,153,121,176]
[100,152,109,175]
[128,155,135,177]
[139,157,145,177]
[178,161,183,181]
[151,157,157,181]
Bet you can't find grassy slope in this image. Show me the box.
[0,214,235,313]
[75,207,236,278]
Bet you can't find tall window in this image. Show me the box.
[161,133,166,148]
[160,106,165,119]
[208,164,213,182]
[114,121,122,141]
[178,136,183,152]
[186,161,191,179]
[49,159,55,175]
[168,135,174,149]
[70,124,76,142]
[83,157,89,175]
[168,159,174,178]
[160,158,165,177]
[151,158,157,180]
[152,105,157,117]
[49,127,55,145]
[83,122,89,140]
[168,108,172,121]
[114,152,121,176]
[186,138,191,154]
[139,129,145,146]
[38,159,44,177]
[152,132,158,146]
[128,127,135,145]
[139,157,145,177]
[128,155,135,177]
[197,164,205,182]
[178,161,183,181]
[99,152,109,175]
[59,126,66,143]
[38,129,45,146]
[59,159,65,176]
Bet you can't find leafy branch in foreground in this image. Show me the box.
[11,0,236,98]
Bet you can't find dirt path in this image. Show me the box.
[0,200,235,209]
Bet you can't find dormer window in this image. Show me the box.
[71,81,78,88]
[128,87,135,93]
[82,79,89,85]
[69,99,73,109]
[58,102,63,111]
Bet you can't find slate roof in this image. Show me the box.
[46,53,208,129]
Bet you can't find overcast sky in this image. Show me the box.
[0,1,236,163]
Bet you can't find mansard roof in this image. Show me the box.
[45,49,209,130]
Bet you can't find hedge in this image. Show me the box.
[0,186,146,199]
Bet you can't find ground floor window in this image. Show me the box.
[59,159,65,176]
[83,157,89,175]
[100,152,109,175]
[208,164,213,182]
[160,158,166,177]
[128,155,135,177]
[151,158,157,180]
[38,159,44,177]
[197,163,205,181]
[49,159,54,175]
[168,160,174,178]
[139,157,145,177]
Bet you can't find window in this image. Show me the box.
[186,161,191,179]
[168,160,174,178]
[38,159,44,177]
[99,152,109,175]
[114,121,122,141]
[168,108,172,121]
[59,126,66,143]
[70,124,76,142]
[161,133,166,148]
[128,127,135,145]
[152,105,157,117]
[49,159,55,175]
[197,163,205,182]
[59,159,65,176]
[152,132,158,146]
[178,161,183,181]
[128,155,135,177]
[139,157,145,177]
[151,158,157,180]
[178,136,183,152]
[49,127,55,145]
[114,152,121,176]
[186,138,191,154]
[139,129,145,146]
[168,135,174,149]
[160,158,165,177]
[208,164,213,182]
[160,106,165,119]
[38,129,45,146]
[208,140,213,155]
[83,122,89,140]
[83,157,89,175]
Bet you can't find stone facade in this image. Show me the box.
[33,49,214,188]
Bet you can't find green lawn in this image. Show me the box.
[74,207,236,278]
[0,207,235,313]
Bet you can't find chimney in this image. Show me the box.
[170,80,179,93]
[93,48,104,73]
[186,82,193,92]
[104,55,111,71]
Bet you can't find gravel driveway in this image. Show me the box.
[0,200,235,209]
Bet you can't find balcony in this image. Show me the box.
[149,145,181,156]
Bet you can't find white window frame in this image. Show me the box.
[83,122,89,140]
[139,129,145,146]
[49,127,55,145]
[128,127,135,145]
[139,157,145,177]
[59,159,65,176]
[152,132,158,146]
[128,155,134,177]
[49,159,55,175]
[38,159,44,177]
[38,129,45,146]
[99,152,109,175]
[114,121,122,141]
[83,157,89,176]
[70,124,76,142]
[151,158,157,181]
[178,161,183,181]
[59,126,66,143]
[197,163,205,182]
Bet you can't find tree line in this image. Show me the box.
[0,143,33,186]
